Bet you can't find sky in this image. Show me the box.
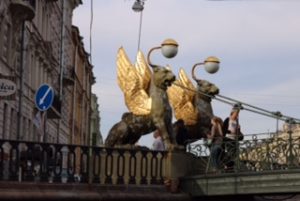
[73,0,300,147]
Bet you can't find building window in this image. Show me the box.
[1,22,11,62]
[33,125,37,141]
[28,119,32,141]
[2,103,7,139]
[22,116,27,140]
[29,53,34,88]
[9,108,15,139]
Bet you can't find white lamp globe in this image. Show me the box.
[204,56,220,74]
[161,39,178,58]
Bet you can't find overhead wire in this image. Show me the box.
[90,0,93,63]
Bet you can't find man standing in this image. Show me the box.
[152,129,165,151]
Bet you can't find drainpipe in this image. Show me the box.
[16,20,26,140]
[80,93,84,145]
[88,72,92,146]
[57,0,65,143]
[71,45,78,144]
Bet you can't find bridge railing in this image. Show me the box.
[0,139,166,184]
[187,134,300,174]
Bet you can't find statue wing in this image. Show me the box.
[168,68,198,125]
[117,47,152,115]
[135,51,152,90]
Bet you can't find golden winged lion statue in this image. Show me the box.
[105,47,176,148]
[168,67,220,144]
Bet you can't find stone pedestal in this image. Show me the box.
[164,150,193,193]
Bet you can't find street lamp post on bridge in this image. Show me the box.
[147,38,179,68]
[191,56,220,81]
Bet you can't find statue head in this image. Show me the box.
[196,79,219,96]
[152,66,176,90]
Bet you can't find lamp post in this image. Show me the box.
[147,38,178,68]
[273,111,282,135]
[287,118,295,168]
[132,0,145,51]
[146,38,178,149]
[191,56,220,81]
[191,56,220,173]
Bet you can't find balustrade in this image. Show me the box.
[0,139,166,185]
[187,134,300,174]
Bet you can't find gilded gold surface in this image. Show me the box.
[117,47,151,115]
[167,68,198,125]
[205,56,220,63]
[161,38,178,47]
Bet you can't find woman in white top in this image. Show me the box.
[222,107,242,170]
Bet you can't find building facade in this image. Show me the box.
[70,25,96,146]
[0,0,99,145]
[90,93,103,146]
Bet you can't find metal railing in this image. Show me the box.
[0,139,166,184]
[187,133,300,174]
[2,134,299,184]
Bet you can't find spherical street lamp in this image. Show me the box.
[192,56,220,81]
[161,39,178,58]
[147,38,179,68]
[132,0,144,12]
[204,56,220,74]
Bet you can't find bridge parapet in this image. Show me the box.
[0,139,169,185]
[3,135,300,198]
[0,139,195,200]
[180,135,300,197]
[187,134,300,174]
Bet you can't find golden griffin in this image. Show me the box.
[105,47,220,148]
[168,68,219,143]
[105,48,176,148]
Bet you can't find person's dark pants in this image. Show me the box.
[210,144,223,170]
[224,138,238,169]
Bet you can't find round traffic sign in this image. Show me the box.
[35,84,54,111]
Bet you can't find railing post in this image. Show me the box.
[150,151,159,184]
[9,141,19,181]
[287,119,294,168]
[24,143,34,181]
[128,149,137,184]
[91,147,101,183]
[88,145,93,184]
[80,146,89,183]
[67,145,76,183]
[53,145,62,183]
[116,149,125,184]
[140,150,148,185]
[234,138,240,173]
[40,144,49,182]
[104,148,113,184]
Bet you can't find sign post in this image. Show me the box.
[35,84,54,142]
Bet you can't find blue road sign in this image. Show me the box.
[35,84,54,111]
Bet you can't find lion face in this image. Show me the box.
[153,67,176,90]
[197,79,219,95]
